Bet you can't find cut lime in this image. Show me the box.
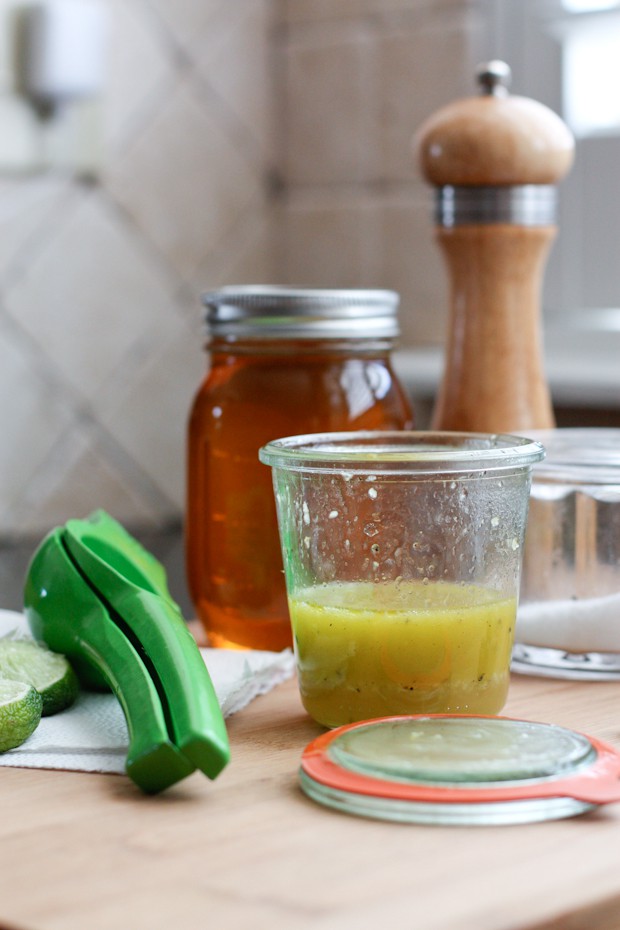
[0,678,42,751]
[0,640,78,716]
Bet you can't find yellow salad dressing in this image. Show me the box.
[289,580,517,727]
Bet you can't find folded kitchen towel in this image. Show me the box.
[517,591,620,653]
[0,609,295,775]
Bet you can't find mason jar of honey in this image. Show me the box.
[186,286,414,651]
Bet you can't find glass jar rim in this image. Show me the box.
[259,430,545,476]
[521,428,620,485]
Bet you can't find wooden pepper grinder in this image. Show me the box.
[414,61,575,433]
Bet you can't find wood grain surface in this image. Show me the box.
[431,224,556,433]
[414,93,574,187]
[1,673,620,930]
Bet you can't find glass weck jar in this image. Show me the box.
[186,286,414,650]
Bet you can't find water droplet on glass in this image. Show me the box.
[368,487,378,500]
[328,510,339,519]
[491,516,499,527]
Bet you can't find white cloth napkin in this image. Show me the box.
[0,610,295,775]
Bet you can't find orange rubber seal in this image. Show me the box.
[300,715,620,806]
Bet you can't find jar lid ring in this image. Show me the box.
[300,715,620,824]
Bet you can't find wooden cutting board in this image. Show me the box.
[1,673,620,930]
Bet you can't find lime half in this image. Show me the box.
[0,679,42,751]
[0,640,78,716]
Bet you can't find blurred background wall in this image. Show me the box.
[0,0,482,546]
[276,0,482,347]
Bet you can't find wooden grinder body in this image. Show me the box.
[433,223,556,432]
[415,63,574,434]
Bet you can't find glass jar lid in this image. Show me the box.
[300,715,620,825]
[202,286,401,340]
[524,428,620,486]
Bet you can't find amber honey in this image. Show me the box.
[186,288,413,650]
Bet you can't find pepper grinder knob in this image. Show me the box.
[476,59,511,97]
[415,59,574,189]
[413,62,575,433]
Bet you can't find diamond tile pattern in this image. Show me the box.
[0,0,476,547]
[5,189,181,400]
[106,79,265,280]
[278,0,476,345]
[103,0,178,152]
[0,0,277,540]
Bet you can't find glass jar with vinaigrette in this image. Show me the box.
[186,286,414,650]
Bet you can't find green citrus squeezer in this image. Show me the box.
[23,510,230,794]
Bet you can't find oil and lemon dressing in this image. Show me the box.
[289,579,516,727]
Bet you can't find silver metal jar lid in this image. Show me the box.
[437,185,557,227]
[201,286,401,340]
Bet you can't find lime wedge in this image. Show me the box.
[0,640,78,716]
[0,678,42,751]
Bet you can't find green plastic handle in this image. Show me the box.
[24,530,196,793]
[24,514,232,792]
[64,518,230,780]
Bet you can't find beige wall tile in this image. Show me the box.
[376,16,481,181]
[106,79,265,280]
[367,196,449,345]
[279,192,449,344]
[3,424,166,537]
[0,0,480,538]
[0,177,71,279]
[191,205,277,294]
[277,1,481,348]
[95,311,205,509]
[0,327,74,522]
[278,0,471,25]
[281,32,377,185]
[103,0,178,152]
[147,0,226,53]
[4,190,181,401]
[280,195,376,286]
[194,0,276,165]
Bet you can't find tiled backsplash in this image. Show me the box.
[276,0,484,347]
[0,0,481,549]
[0,0,277,543]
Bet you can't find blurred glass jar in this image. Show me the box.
[186,286,414,651]
[515,429,620,678]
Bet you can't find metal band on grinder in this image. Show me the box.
[436,185,557,227]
